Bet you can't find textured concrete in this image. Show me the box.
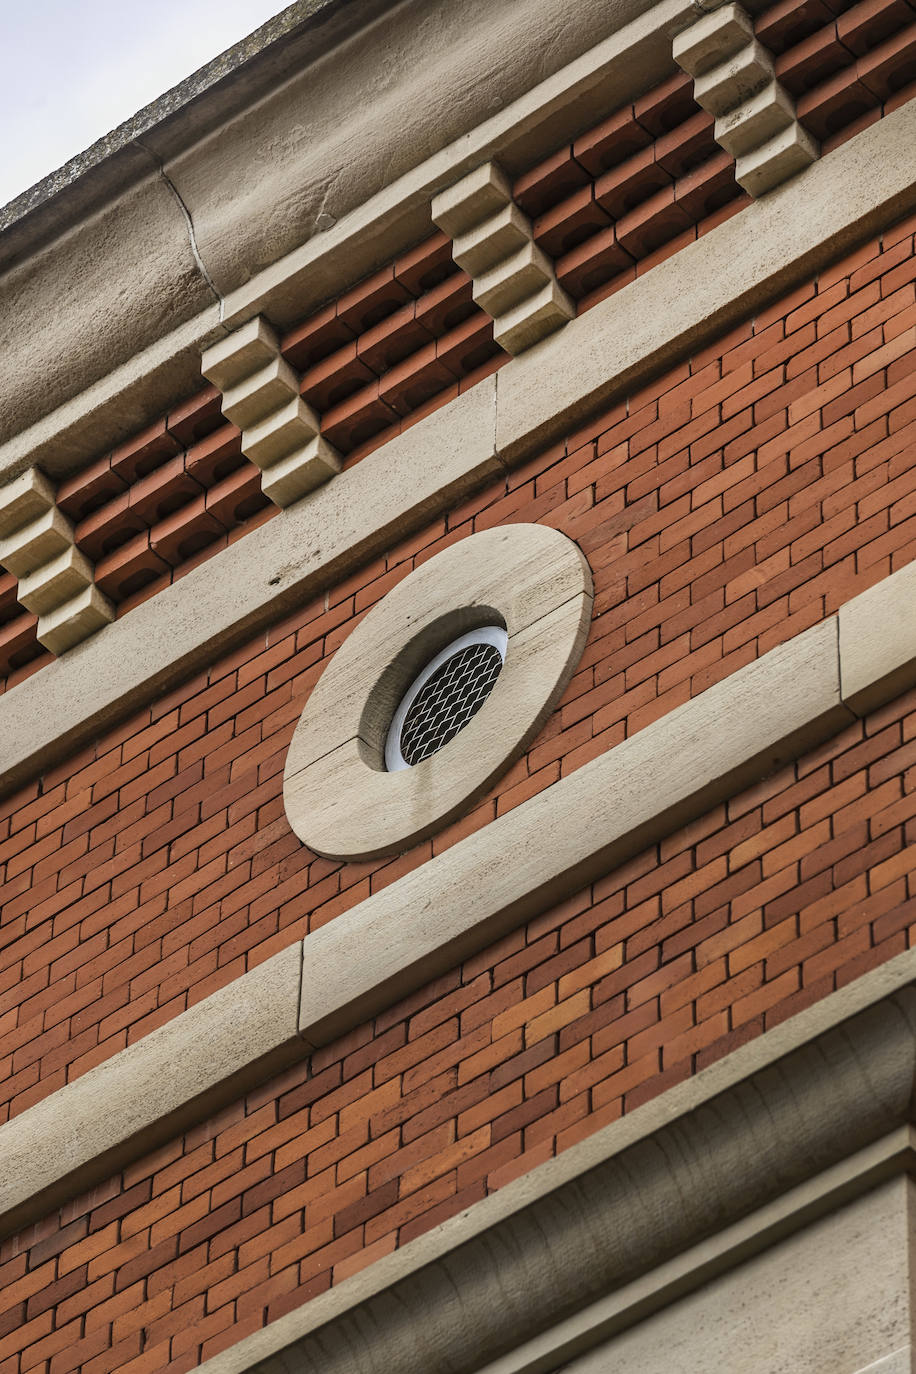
[673,0,817,198]
[217,0,691,330]
[202,316,339,507]
[162,0,670,303]
[297,617,850,1043]
[284,524,592,858]
[0,943,301,1238]
[37,584,115,656]
[0,467,56,535]
[3,0,911,487]
[0,470,114,655]
[0,171,214,454]
[193,980,916,1373]
[432,162,573,354]
[0,305,223,483]
[840,559,916,717]
[857,1352,915,1374]
[0,1,374,251]
[3,1,913,486]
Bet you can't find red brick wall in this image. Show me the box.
[2,682,915,1374]
[1,212,915,1124]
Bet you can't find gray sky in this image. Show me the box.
[1,0,288,208]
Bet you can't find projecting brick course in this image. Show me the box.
[1,213,916,1125]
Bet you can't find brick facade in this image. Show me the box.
[4,2,916,1367]
[3,213,915,1126]
[1,675,914,1372]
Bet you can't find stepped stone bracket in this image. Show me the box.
[431,162,574,355]
[674,3,818,197]
[201,318,341,509]
[0,469,114,656]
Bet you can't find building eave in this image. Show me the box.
[0,0,392,270]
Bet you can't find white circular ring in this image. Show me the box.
[283,524,593,860]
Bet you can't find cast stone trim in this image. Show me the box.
[2,0,685,473]
[1,100,914,790]
[2,557,915,1237]
[0,467,113,654]
[496,1176,916,1374]
[838,558,916,718]
[283,524,592,858]
[431,163,574,353]
[201,316,340,507]
[0,944,302,1239]
[673,1,817,196]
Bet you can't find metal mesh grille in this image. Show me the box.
[399,641,503,766]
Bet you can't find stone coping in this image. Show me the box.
[0,0,680,470]
[0,1,387,257]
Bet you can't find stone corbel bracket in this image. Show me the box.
[0,469,113,655]
[201,317,340,509]
[674,2,818,197]
[431,162,575,355]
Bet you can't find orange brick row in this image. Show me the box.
[1,686,915,1373]
[280,231,505,462]
[1,210,915,1124]
[514,71,748,307]
[762,0,916,146]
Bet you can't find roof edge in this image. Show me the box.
[0,0,396,267]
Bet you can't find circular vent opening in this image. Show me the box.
[385,626,507,771]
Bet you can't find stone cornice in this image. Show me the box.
[0,0,680,470]
[0,1,375,258]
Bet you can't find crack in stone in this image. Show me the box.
[134,137,225,321]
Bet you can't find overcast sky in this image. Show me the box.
[0,0,289,207]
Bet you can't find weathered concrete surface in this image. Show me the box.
[0,0,372,256]
[0,0,671,459]
[0,169,214,452]
[840,558,916,717]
